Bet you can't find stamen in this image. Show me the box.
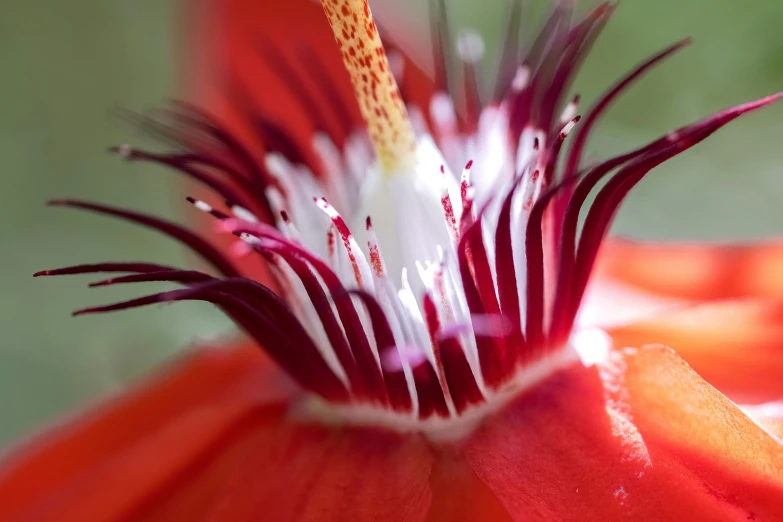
[429,0,453,94]
[228,202,260,223]
[460,160,473,209]
[510,65,530,92]
[439,165,459,246]
[493,0,525,99]
[365,216,387,277]
[186,197,230,220]
[559,94,580,125]
[315,197,374,291]
[456,29,485,129]
[320,0,417,175]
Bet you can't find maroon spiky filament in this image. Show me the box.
[37,1,779,435]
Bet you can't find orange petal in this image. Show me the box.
[578,277,687,329]
[465,346,783,520]
[608,299,783,404]
[596,238,783,301]
[0,340,296,522]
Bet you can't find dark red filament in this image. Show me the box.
[37,1,779,422]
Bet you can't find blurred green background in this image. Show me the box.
[1,0,782,447]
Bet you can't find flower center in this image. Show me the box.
[320,0,417,176]
[40,0,780,442]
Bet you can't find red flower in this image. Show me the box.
[2,0,783,520]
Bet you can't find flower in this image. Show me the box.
[3,0,783,520]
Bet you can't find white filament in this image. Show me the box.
[219,97,584,436]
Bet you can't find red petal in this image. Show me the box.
[608,299,783,404]
[465,346,783,520]
[0,340,435,522]
[426,455,514,522]
[0,341,295,521]
[181,0,356,284]
[207,426,434,522]
[183,0,435,170]
[596,239,783,301]
[185,0,360,159]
